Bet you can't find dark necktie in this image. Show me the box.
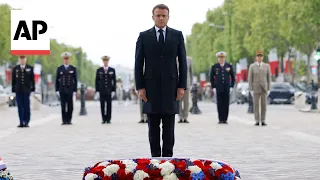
[158,29,164,45]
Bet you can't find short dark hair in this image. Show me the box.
[152,4,169,15]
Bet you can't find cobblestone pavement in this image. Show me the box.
[1,101,320,180]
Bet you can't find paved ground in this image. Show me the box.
[1,100,320,180]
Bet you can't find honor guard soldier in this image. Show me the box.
[95,55,116,124]
[210,51,235,124]
[55,52,78,125]
[12,55,35,128]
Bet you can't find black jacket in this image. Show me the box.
[95,67,116,95]
[12,64,35,93]
[210,62,235,93]
[55,65,78,94]
[134,26,187,114]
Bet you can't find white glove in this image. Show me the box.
[73,92,76,97]
[267,91,270,95]
[111,91,115,97]
[56,91,60,97]
[95,92,100,96]
[30,92,34,96]
[229,87,233,94]
[251,91,254,96]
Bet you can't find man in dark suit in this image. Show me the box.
[12,55,35,128]
[210,51,235,124]
[134,4,187,157]
[55,52,78,125]
[95,55,116,124]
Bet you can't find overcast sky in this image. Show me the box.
[1,0,224,68]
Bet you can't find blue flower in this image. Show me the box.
[191,171,205,180]
[186,159,194,166]
[209,168,215,176]
[235,170,241,178]
[84,167,91,173]
[221,172,234,180]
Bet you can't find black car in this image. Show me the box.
[236,82,249,104]
[267,83,295,104]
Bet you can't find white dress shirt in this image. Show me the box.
[154,26,166,42]
[103,66,109,72]
[20,64,25,69]
[256,61,263,67]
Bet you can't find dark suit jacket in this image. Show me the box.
[134,26,187,114]
[12,64,35,93]
[55,65,78,94]
[95,67,116,95]
[210,62,235,93]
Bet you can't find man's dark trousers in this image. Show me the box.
[147,114,175,157]
[60,92,73,123]
[100,94,112,122]
[216,91,230,122]
[16,92,31,126]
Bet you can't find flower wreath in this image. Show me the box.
[0,169,14,180]
[83,158,241,180]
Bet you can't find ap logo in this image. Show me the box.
[11,9,50,55]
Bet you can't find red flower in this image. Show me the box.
[117,169,127,180]
[214,164,234,177]
[160,160,166,164]
[193,160,204,169]
[90,166,105,177]
[113,160,126,169]
[102,176,112,180]
[136,158,151,165]
[203,160,212,166]
[148,168,161,177]
[174,161,187,170]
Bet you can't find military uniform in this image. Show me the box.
[95,56,116,124]
[12,58,35,128]
[210,51,235,124]
[178,56,193,123]
[55,52,78,125]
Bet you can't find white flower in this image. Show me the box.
[122,160,137,174]
[84,173,98,180]
[159,161,175,176]
[150,159,160,168]
[150,159,160,164]
[103,164,120,176]
[133,170,149,180]
[163,173,178,180]
[210,162,222,170]
[98,161,110,167]
[188,165,202,174]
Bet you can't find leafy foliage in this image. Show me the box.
[186,0,320,77]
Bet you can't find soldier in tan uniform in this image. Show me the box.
[178,56,193,123]
[248,50,271,126]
